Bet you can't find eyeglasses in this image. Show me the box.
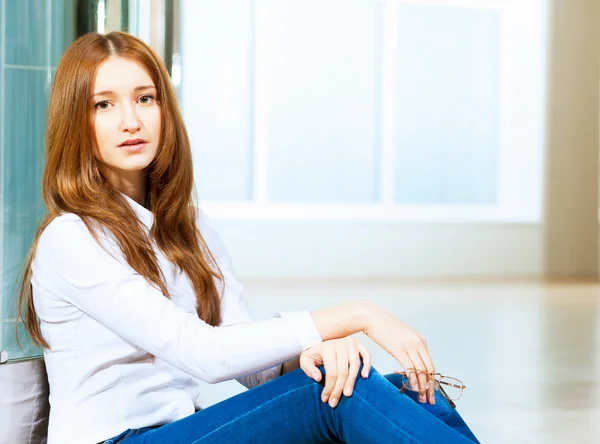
[393,368,466,409]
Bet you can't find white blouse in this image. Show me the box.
[31,194,322,444]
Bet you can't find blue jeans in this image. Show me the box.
[104,365,480,443]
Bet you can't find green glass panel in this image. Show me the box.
[1,0,76,364]
[5,0,75,68]
[0,68,49,362]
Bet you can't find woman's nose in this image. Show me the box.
[120,105,141,132]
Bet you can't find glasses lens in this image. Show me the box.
[437,377,464,400]
[400,372,432,392]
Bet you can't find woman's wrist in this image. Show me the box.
[354,300,377,334]
[310,300,375,341]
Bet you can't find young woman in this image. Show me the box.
[18,32,480,444]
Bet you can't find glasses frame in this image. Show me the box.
[393,368,466,409]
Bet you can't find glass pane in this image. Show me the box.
[266,0,379,203]
[1,1,74,362]
[5,0,74,67]
[181,0,253,202]
[395,4,500,204]
[0,68,49,362]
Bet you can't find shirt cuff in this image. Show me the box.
[274,311,323,350]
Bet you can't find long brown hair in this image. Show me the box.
[17,32,223,349]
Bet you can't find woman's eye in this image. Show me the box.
[139,95,155,104]
[94,100,111,110]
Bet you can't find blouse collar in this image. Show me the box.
[120,192,154,229]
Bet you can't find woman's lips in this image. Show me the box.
[119,142,146,152]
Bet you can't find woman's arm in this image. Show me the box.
[241,300,373,377]
[221,300,371,381]
[197,207,370,344]
[34,215,322,385]
[310,301,371,340]
[197,209,372,383]
[281,301,372,375]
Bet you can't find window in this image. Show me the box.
[182,0,547,223]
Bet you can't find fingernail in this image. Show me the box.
[322,394,328,403]
[419,394,426,403]
[330,398,338,408]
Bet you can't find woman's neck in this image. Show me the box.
[102,166,147,207]
[119,180,146,207]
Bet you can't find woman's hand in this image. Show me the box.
[299,337,372,408]
[362,303,436,405]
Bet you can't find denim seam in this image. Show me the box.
[116,429,136,443]
[190,381,316,444]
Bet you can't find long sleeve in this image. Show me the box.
[196,210,315,389]
[32,213,322,385]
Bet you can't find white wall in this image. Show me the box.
[208,218,543,279]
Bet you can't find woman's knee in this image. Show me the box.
[382,371,459,414]
[383,371,404,390]
[315,358,375,380]
[314,362,387,395]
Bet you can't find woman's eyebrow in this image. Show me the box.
[91,85,156,98]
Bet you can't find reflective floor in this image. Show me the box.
[202,279,598,443]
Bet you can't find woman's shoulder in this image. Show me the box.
[41,212,88,239]
[36,213,103,262]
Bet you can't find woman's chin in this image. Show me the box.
[117,156,155,172]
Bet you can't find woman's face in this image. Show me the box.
[91,56,162,183]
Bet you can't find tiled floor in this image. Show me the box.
[201,279,599,443]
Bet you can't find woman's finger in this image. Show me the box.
[406,350,429,402]
[321,346,338,404]
[417,343,436,405]
[329,345,350,408]
[358,342,372,378]
[343,342,361,397]
[301,358,322,382]
[396,353,419,392]
[299,346,324,382]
